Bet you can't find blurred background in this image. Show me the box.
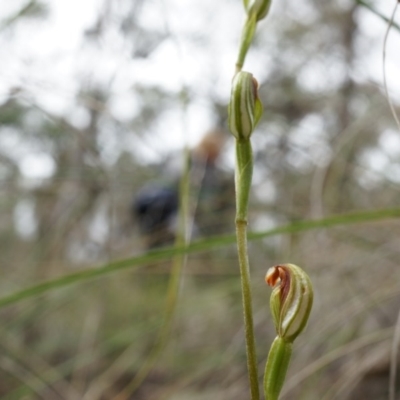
[1,0,400,399]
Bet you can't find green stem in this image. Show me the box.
[236,14,257,73]
[235,139,260,400]
[264,337,293,400]
[236,220,260,400]
[235,140,254,221]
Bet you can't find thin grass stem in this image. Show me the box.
[112,147,192,400]
[1,208,400,310]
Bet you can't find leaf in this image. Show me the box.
[0,207,399,309]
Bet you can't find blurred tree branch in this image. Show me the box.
[356,0,400,32]
[0,0,48,30]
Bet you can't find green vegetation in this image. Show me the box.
[0,1,400,399]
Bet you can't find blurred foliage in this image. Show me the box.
[0,0,400,399]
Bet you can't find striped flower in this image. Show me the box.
[265,263,313,343]
[244,0,272,22]
[228,71,263,140]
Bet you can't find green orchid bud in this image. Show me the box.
[228,71,263,140]
[265,263,313,343]
[247,0,272,22]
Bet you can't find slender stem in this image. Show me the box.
[235,14,257,73]
[235,140,253,220]
[236,219,260,400]
[112,148,192,400]
[234,139,260,400]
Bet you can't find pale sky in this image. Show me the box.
[1,0,400,179]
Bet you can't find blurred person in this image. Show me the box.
[133,183,178,248]
[132,129,234,248]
